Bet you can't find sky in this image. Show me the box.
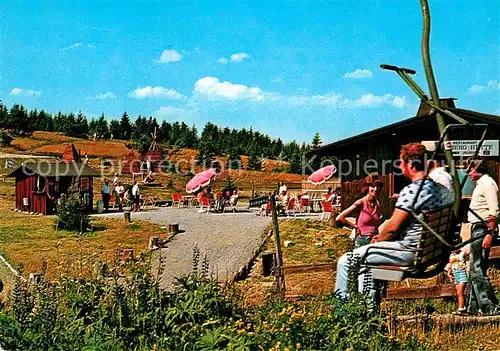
[0,1,499,144]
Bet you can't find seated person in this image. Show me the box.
[143,171,155,184]
[335,143,443,300]
[230,189,239,206]
[323,187,335,202]
[205,187,214,200]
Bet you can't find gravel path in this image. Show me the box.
[100,207,271,290]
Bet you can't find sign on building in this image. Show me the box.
[4,159,14,169]
[422,140,499,157]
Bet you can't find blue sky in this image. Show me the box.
[1,1,498,143]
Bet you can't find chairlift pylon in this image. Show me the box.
[361,0,492,280]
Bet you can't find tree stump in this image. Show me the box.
[124,211,131,223]
[149,236,160,250]
[169,223,179,235]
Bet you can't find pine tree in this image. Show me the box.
[247,150,263,171]
[95,114,109,139]
[288,152,303,174]
[120,112,132,140]
[227,147,242,170]
[311,132,322,149]
[109,120,122,140]
[197,138,217,168]
[0,101,8,128]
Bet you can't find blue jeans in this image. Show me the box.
[466,223,499,315]
[335,241,415,300]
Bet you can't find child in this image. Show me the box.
[446,246,469,315]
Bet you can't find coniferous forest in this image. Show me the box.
[0,102,324,174]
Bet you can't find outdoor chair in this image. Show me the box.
[199,197,214,213]
[140,195,156,210]
[285,198,296,217]
[360,204,455,282]
[299,197,311,214]
[172,192,187,208]
[320,201,333,221]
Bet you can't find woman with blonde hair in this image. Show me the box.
[336,173,384,248]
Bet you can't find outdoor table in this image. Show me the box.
[310,198,323,212]
[182,195,195,207]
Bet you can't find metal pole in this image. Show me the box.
[270,188,285,297]
[420,0,461,216]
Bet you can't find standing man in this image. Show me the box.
[466,157,499,315]
[101,178,111,212]
[114,181,125,212]
[132,180,141,212]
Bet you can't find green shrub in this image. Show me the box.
[55,190,90,232]
[0,254,432,351]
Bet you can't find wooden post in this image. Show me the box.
[148,236,160,250]
[124,211,131,223]
[270,188,285,296]
[169,223,179,235]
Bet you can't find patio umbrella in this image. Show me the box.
[307,165,337,185]
[186,168,217,193]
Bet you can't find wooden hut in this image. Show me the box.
[8,144,99,215]
[309,99,500,215]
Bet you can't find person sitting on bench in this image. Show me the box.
[143,171,155,184]
[335,143,443,300]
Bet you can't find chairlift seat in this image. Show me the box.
[362,204,455,281]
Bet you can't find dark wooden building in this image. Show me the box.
[310,99,500,216]
[8,144,99,215]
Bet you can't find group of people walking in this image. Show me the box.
[100,173,141,212]
[334,142,499,315]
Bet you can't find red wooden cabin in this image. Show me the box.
[8,143,99,215]
[8,161,99,215]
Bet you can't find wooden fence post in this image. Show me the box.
[270,188,285,297]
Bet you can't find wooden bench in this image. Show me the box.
[362,204,455,282]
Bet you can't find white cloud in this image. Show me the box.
[468,80,500,94]
[284,92,405,108]
[230,52,250,62]
[271,77,283,83]
[194,77,264,101]
[9,88,41,96]
[59,42,83,51]
[351,93,405,108]
[155,49,182,63]
[88,92,117,100]
[87,44,96,49]
[129,86,186,100]
[217,52,250,64]
[343,69,373,79]
[153,106,187,118]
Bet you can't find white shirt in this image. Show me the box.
[113,176,119,186]
[132,184,140,196]
[468,174,499,223]
[115,185,124,195]
[279,185,287,195]
[429,167,455,205]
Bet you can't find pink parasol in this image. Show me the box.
[307,165,337,185]
[186,168,217,193]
